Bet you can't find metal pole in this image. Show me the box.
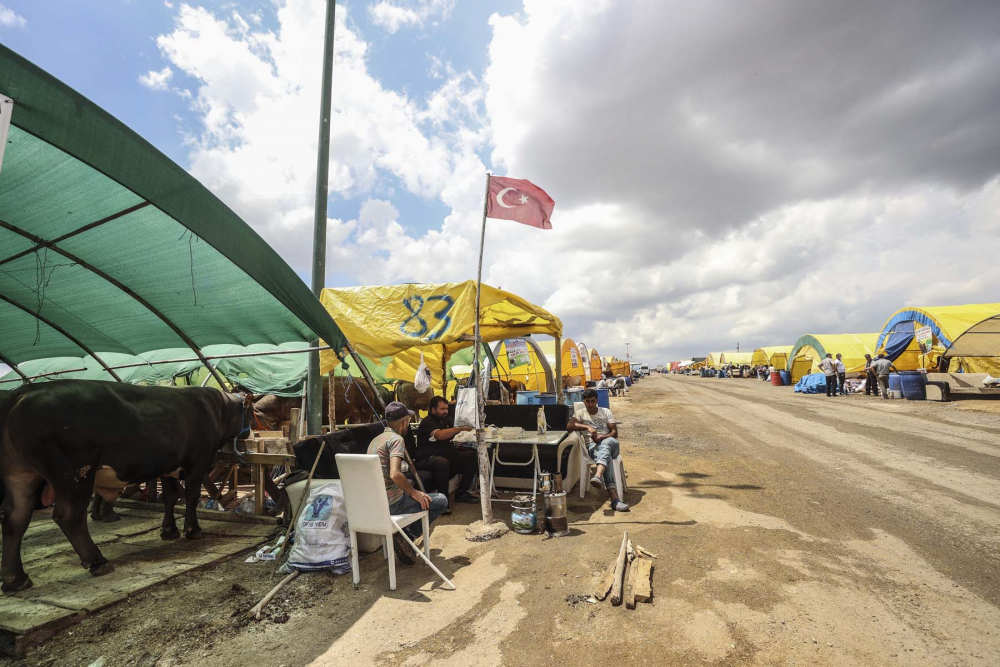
[306,0,337,437]
[554,335,563,399]
[473,171,493,525]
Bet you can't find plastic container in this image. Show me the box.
[562,388,583,407]
[770,371,782,386]
[515,391,539,405]
[624,376,633,386]
[536,392,558,405]
[899,371,927,400]
[594,387,610,408]
[888,373,902,397]
[780,371,791,386]
[718,369,727,378]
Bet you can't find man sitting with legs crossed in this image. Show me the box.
[569,389,629,512]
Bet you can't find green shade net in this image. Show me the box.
[0,46,347,387]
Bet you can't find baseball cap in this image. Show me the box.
[385,401,415,421]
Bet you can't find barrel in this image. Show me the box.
[700,368,707,377]
[594,387,610,408]
[899,371,927,400]
[515,391,538,405]
[780,371,791,386]
[536,392,558,405]
[718,369,727,378]
[562,388,583,407]
[625,376,633,386]
[770,371,782,386]
[887,373,902,398]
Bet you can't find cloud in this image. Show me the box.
[482,0,1000,361]
[0,4,26,29]
[368,0,455,34]
[138,66,174,91]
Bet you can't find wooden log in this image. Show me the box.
[635,544,658,559]
[595,531,629,601]
[248,570,300,620]
[633,558,653,603]
[288,408,301,447]
[609,532,631,606]
[624,556,639,609]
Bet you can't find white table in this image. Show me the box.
[482,430,570,501]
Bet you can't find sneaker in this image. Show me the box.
[590,475,606,491]
[392,532,416,565]
[454,492,479,504]
[612,499,630,512]
[441,505,453,516]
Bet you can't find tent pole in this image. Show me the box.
[441,348,450,400]
[473,171,493,526]
[344,341,387,414]
[0,352,29,383]
[305,0,337,437]
[554,335,563,400]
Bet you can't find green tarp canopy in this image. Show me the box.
[0,46,347,390]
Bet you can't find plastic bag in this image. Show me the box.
[279,481,352,574]
[454,386,480,429]
[414,352,432,393]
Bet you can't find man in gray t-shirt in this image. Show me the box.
[870,354,897,399]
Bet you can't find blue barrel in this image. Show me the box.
[563,388,583,407]
[594,387,610,408]
[700,368,707,377]
[718,369,727,378]
[779,371,791,386]
[536,393,558,405]
[888,374,902,397]
[625,376,633,386]
[899,371,927,400]
[515,391,538,405]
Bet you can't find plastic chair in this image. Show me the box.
[335,454,455,591]
[573,402,626,499]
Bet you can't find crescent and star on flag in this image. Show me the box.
[496,187,531,208]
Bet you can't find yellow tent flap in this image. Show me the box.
[493,337,555,391]
[589,348,603,380]
[720,352,753,366]
[751,346,793,368]
[318,282,562,392]
[705,352,725,369]
[788,334,879,381]
[876,303,1000,374]
[537,338,587,384]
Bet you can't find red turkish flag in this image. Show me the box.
[486,176,554,229]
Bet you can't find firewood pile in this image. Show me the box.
[594,530,655,609]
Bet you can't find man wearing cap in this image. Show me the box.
[367,402,449,564]
[568,389,629,512]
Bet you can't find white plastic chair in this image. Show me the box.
[573,402,627,499]
[335,454,455,591]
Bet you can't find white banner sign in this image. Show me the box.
[0,95,13,177]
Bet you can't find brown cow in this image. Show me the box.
[562,375,586,388]
[251,375,379,430]
[393,381,433,413]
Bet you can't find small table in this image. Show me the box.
[481,430,570,501]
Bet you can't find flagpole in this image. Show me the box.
[473,171,493,525]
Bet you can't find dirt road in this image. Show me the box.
[12,374,1000,666]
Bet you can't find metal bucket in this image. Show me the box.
[545,491,570,536]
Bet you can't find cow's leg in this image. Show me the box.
[0,470,43,592]
[182,466,210,539]
[51,480,113,577]
[159,477,181,540]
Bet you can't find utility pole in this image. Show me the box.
[626,342,630,368]
[305,0,337,437]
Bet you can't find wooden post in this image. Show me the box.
[288,408,301,449]
[253,439,265,516]
[473,172,494,526]
[327,371,337,429]
[610,534,632,606]
[595,531,629,600]
[441,348,450,399]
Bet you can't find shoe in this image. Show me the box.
[454,492,479,504]
[612,499,630,512]
[442,505,453,516]
[590,475,606,491]
[392,532,416,565]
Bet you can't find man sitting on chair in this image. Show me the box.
[367,401,449,564]
[568,389,630,512]
[416,396,480,507]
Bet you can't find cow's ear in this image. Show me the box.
[243,393,254,408]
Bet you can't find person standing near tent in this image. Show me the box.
[864,354,879,397]
[819,353,837,397]
[368,402,449,564]
[871,353,898,399]
[415,396,480,506]
[569,389,630,512]
[835,353,847,395]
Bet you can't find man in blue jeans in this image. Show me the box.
[568,389,629,512]
[367,402,449,564]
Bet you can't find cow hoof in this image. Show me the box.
[101,512,122,523]
[185,528,204,540]
[89,562,115,577]
[160,527,180,540]
[1,575,33,593]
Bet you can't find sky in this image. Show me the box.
[2,0,1000,366]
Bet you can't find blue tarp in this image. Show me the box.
[794,373,828,394]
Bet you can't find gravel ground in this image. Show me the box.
[8,374,1000,666]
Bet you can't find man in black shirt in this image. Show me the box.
[415,396,479,504]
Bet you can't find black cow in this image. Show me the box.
[0,380,250,593]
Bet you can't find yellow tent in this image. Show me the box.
[720,352,753,366]
[576,342,592,380]
[318,282,562,394]
[944,315,1000,374]
[751,346,793,368]
[491,337,555,391]
[875,304,1000,374]
[538,338,588,386]
[788,334,879,382]
[705,352,725,369]
[589,348,603,380]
